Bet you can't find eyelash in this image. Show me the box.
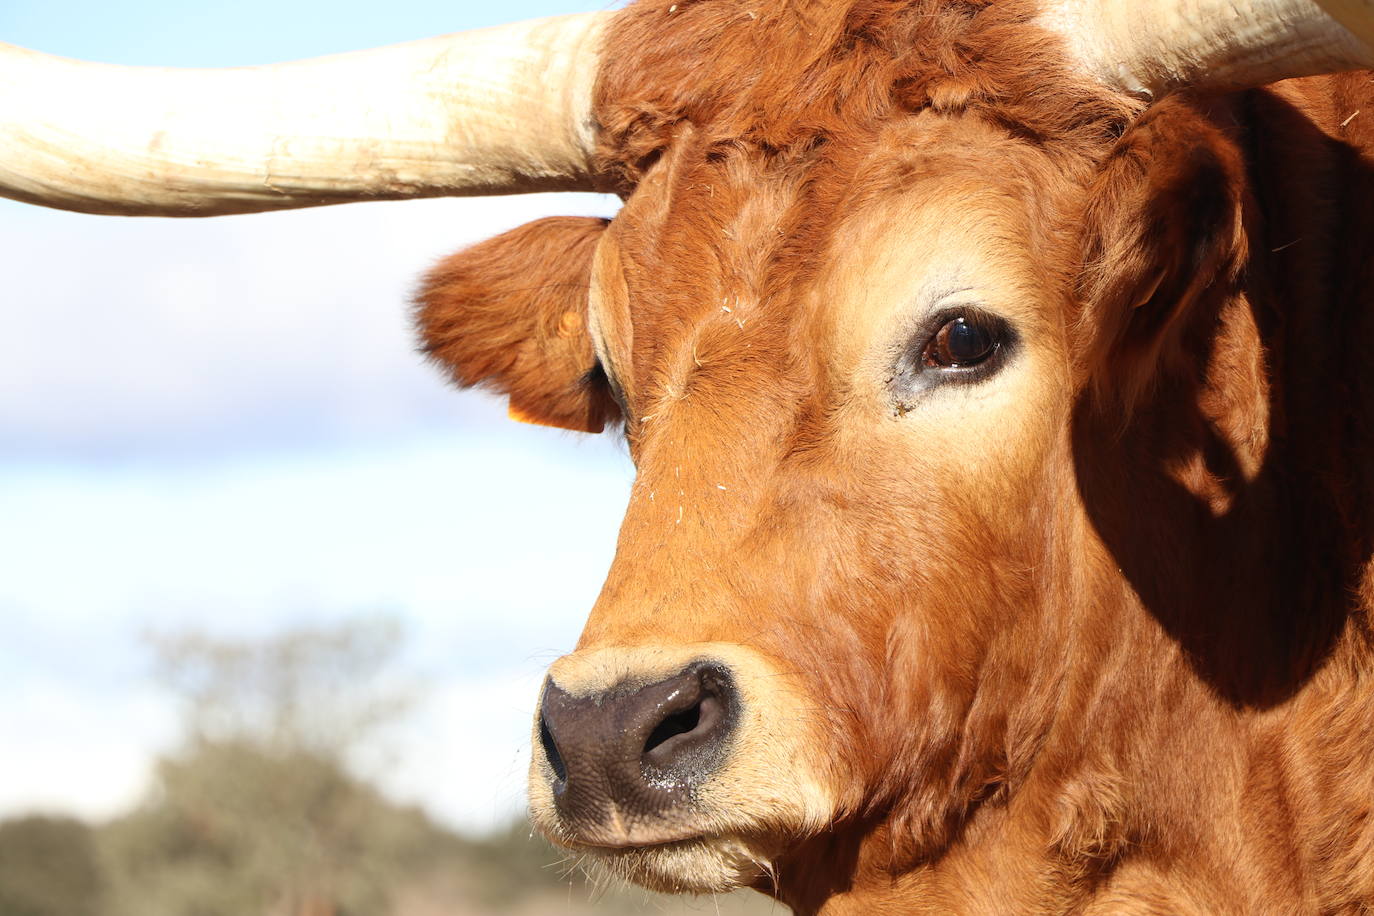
[889,306,1018,406]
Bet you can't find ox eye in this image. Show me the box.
[891,308,1016,408]
[922,314,1003,370]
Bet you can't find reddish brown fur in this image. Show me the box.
[415,216,618,433]
[421,1,1374,912]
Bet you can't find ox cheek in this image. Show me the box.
[536,662,740,847]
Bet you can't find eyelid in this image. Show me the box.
[921,307,1011,349]
[923,304,993,332]
[888,305,1018,410]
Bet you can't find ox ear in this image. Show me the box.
[1076,98,1248,404]
[416,216,620,433]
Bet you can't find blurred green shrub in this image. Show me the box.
[98,741,453,916]
[0,619,779,915]
[0,815,104,916]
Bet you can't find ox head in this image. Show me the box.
[3,0,1372,909]
[413,2,1373,902]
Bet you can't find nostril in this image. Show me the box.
[539,714,567,784]
[539,661,739,829]
[642,691,725,769]
[644,700,702,755]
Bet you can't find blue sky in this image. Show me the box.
[0,0,631,830]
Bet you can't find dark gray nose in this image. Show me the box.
[537,662,738,842]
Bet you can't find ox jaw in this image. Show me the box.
[579,833,780,895]
[527,643,839,893]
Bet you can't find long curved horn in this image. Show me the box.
[1041,0,1374,98]
[0,13,608,217]
[1314,0,1374,48]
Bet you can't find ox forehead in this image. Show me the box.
[7,0,1374,912]
[589,117,1066,417]
[577,134,1070,645]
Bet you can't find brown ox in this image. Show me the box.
[7,1,1374,911]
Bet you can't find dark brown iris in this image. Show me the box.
[922,315,1000,369]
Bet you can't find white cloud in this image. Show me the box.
[0,431,632,629]
[377,667,551,832]
[0,674,174,820]
[0,193,618,459]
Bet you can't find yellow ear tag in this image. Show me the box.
[507,399,605,434]
[508,401,551,427]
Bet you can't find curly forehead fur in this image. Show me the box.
[594,0,1136,189]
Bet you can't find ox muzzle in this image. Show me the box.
[527,644,839,892]
[538,660,739,846]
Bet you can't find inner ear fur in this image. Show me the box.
[416,216,620,433]
[1076,97,1249,406]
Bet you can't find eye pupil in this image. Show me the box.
[947,319,985,363]
[924,315,998,369]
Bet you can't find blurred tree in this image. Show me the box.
[85,617,778,915]
[100,617,440,916]
[100,741,460,916]
[0,815,104,916]
[147,618,410,757]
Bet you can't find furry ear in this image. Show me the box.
[416,216,620,433]
[1075,97,1249,406]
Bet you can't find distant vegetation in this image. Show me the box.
[0,621,777,916]
[0,815,103,916]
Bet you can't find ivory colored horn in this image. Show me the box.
[0,13,608,216]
